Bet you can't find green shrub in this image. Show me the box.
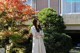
[38,8,66,33]
[9,32,32,53]
[38,8,72,53]
[44,32,72,53]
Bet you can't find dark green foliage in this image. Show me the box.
[38,8,72,53]
[9,34,22,43]
[9,31,32,53]
[44,32,72,53]
[0,11,7,18]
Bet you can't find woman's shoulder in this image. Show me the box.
[31,26,35,29]
[31,26,36,32]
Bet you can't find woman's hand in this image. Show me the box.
[39,35,44,39]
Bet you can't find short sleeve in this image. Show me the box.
[31,26,37,37]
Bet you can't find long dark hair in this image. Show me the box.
[33,18,42,32]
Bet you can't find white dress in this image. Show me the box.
[31,26,46,53]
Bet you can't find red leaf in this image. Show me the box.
[0,0,36,20]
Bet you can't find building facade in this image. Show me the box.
[26,0,80,30]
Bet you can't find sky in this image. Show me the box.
[25,0,32,6]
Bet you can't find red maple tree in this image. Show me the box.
[0,0,36,20]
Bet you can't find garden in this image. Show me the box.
[0,0,72,53]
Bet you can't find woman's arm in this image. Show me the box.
[31,27,39,39]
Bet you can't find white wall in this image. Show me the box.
[63,14,80,24]
[62,14,80,30]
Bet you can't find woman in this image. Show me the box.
[31,17,46,53]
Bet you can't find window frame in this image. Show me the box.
[60,0,80,15]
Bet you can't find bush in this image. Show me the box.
[38,8,72,53]
[44,32,72,53]
[38,8,66,33]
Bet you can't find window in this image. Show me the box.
[50,0,59,13]
[61,0,80,14]
[36,0,48,11]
